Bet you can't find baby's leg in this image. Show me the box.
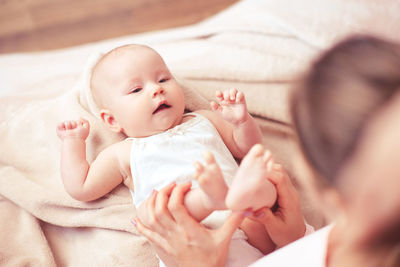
[226,144,277,211]
[194,151,228,210]
[184,151,228,221]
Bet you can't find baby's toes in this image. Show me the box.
[262,150,272,165]
[248,144,265,158]
[193,161,204,178]
[267,158,275,172]
[203,151,216,165]
[197,173,211,187]
[241,144,266,167]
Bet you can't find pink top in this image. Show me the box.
[250,224,333,267]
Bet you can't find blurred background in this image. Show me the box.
[0,0,238,53]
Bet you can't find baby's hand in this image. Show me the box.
[210,88,248,125]
[56,118,90,140]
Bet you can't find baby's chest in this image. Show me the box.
[132,138,205,178]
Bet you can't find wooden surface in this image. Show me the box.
[0,0,238,54]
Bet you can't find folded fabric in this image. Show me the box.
[1,0,399,265]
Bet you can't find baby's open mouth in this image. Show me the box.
[153,103,171,114]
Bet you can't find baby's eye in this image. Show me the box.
[159,77,169,83]
[130,88,142,94]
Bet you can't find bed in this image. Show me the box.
[1,0,399,265]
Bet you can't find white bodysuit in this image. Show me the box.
[128,112,263,267]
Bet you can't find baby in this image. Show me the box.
[56,44,279,266]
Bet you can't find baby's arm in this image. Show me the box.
[56,118,124,201]
[201,89,262,158]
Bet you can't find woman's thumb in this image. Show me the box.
[216,211,245,241]
[255,207,277,227]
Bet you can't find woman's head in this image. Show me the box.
[291,35,400,188]
[291,35,400,265]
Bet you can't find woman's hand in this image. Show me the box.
[249,163,306,248]
[134,182,245,267]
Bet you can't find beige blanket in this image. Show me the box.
[1,0,399,265]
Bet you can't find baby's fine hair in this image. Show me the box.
[89,44,152,108]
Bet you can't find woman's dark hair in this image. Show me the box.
[291,35,400,185]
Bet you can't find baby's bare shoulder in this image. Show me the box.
[97,140,131,164]
[111,139,132,160]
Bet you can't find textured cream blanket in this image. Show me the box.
[1,0,399,266]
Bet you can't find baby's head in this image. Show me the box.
[90,44,185,137]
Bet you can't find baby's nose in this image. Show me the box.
[152,85,164,97]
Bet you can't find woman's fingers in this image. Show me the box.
[215,210,246,243]
[154,182,176,225]
[268,164,298,208]
[167,182,211,236]
[135,181,243,267]
[134,218,174,255]
[254,207,279,227]
[144,189,158,226]
[168,182,194,224]
[139,183,177,233]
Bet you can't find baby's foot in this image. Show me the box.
[56,118,90,140]
[194,151,228,210]
[226,144,277,211]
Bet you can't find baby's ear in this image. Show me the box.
[100,109,122,133]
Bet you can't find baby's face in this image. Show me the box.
[98,46,185,137]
